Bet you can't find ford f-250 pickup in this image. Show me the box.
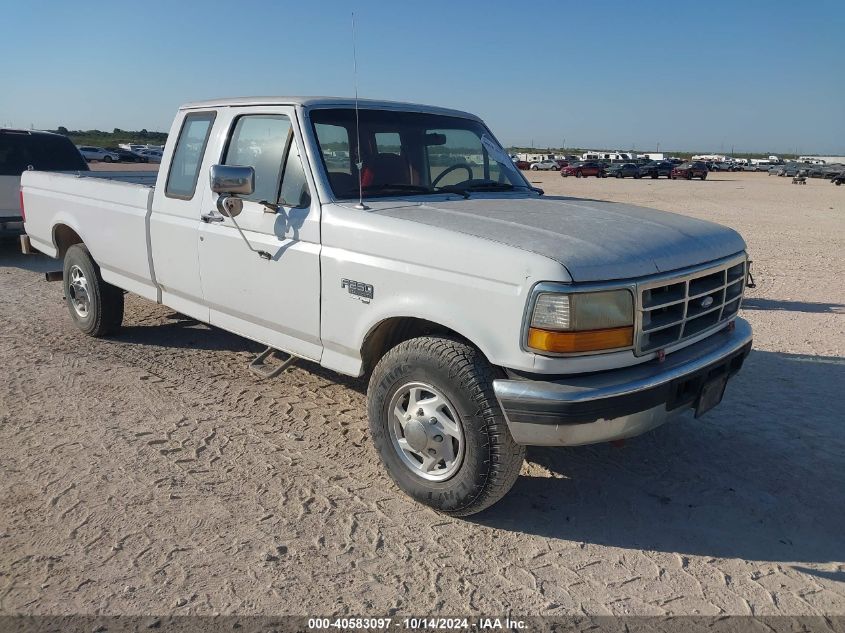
[20,97,752,516]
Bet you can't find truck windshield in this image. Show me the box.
[0,132,89,175]
[311,108,529,199]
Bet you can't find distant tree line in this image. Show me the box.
[52,126,168,148]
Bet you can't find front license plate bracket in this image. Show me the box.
[695,375,728,418]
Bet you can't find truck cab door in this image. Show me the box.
[149,110,218,322]
[197,107,322,362]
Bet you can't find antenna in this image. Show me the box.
[351,11,369,210]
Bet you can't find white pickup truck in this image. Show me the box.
[21,96,752,515]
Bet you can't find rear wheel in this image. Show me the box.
[103,155,113,163]
[368,337,525,516]
[63,244,124,337]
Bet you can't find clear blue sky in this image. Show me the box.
[2,0,843,154]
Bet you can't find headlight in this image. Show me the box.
[527,289,634,354]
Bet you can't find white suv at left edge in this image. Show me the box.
[77,146,121,163]
[530,159,559,170]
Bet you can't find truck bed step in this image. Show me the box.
[249,347,297,380]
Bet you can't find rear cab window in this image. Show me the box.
[165,112,216,199]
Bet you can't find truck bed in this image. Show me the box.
[21,170,159,302]
[73,170,159,186]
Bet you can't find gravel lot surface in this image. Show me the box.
[1,169,843,616]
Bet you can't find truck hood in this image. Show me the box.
[370,195,746,282]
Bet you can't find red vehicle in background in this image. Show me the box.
[514,160,530,170]
[561,160,605,178]
[671,161,709,180]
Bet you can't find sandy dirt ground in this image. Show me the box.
[1,169,843,616]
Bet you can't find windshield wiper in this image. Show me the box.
[433,181,531,198]
[464,182,524,191]
[432,185,470,199]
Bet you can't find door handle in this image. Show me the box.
[201,211,225,223]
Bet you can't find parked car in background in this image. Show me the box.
[777,162,802,177]
[77,146,121,163]
[530,159,559,171]
[554,159,569,170]
[711,162,732,172]
[1,128,88,234]
[107,147,149,163]
[823,164,844,179]
[77,146,120,163]
[638,161,675,178]
[561,161,605,178]
[137,149,163,163]
[605,163,641,179]
[671,161,708,180]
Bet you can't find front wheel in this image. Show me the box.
[368,337,525,516]
[103,155,113,163]
[63,244,124,337]
[576,170,583,178]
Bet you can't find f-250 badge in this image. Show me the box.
[341,278,374,302]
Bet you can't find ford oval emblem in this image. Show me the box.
[700,296,714,309]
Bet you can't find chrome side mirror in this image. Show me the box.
[210,164,254,219]
[210,164,255,195]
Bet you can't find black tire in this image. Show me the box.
[701,173,707,180]
[652,174,658,179]
[367,336,525,516]
[103,155,113,163]
[63,244,124,337]
[576,170,583,178]
[616,172,622,178]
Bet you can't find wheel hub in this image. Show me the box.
[403,418,429,451]
[68,265,91,318]
[388,382,465,482]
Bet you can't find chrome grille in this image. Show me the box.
[637,256,746,354]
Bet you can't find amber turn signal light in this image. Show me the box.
[527,326,634,353]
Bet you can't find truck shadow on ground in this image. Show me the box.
[0,238,61,274]
[473,350,845,568]
[742,297,845,314]
[113,319,265,354]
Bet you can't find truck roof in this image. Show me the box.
[0,128,65,137]
[179,96,481,121]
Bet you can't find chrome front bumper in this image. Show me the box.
[494,318,752,446]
